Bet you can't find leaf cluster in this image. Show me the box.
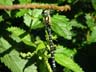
[0,0,96,72]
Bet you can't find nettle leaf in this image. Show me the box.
[7,27,36,47]
[31,9,43,18]
[7,27,25,43]
[55,45,76,58]
[24,64,37,72]
[0,49,37,72]
[85,14,96,44]
[52,14,72,39]
[0,37,37,72]
[85,14,95,30]
[7,27,25,36]
[87,26,96,44]
[55,54,84,72]
[35,39,46,51]
[0,37,11,53]
[21,34,36,47]
[19,0,31,4]
[70,19,86,29]
[92,0,96,10]
[24,9,44,30]
[0,0,13,5]
[16,9,28,17]
[0,16,4,22]
[55,46,84,72]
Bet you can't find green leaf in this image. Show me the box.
[10,34,22,43]
[7,27,25,36]
[55,45,76,58]
[7,27,25,43]
[19,0,31,4]
[92,0,96,10]
[24,9,44,29]
[0,0,13,5]
[0,50,25,72]
[16,9,28,17]
[0,37,11,53]
[36,40,46,51]
[55,53,84,72]
[0,49,37,72]
[70,19,86,29]
[85,14,95,30]
[6,11,12,17]
[31,18,43,29]
[7,27,36,46]
[85,14,96,44]
[31,9,43,18]
[21,34,36,47]
[52,14,72,39]
[0,16,4,22]
[87,26,96,44]
[0,37,37,72]
[55,45,83,72]
[24,64,37,72]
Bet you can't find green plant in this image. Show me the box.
[0,0,96,72]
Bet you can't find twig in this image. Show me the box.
[0,3,71,11]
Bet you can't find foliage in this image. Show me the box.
[0,0,96,72]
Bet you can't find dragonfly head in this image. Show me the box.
[42,9,50,17]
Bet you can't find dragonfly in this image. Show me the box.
[42,9,56,72]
